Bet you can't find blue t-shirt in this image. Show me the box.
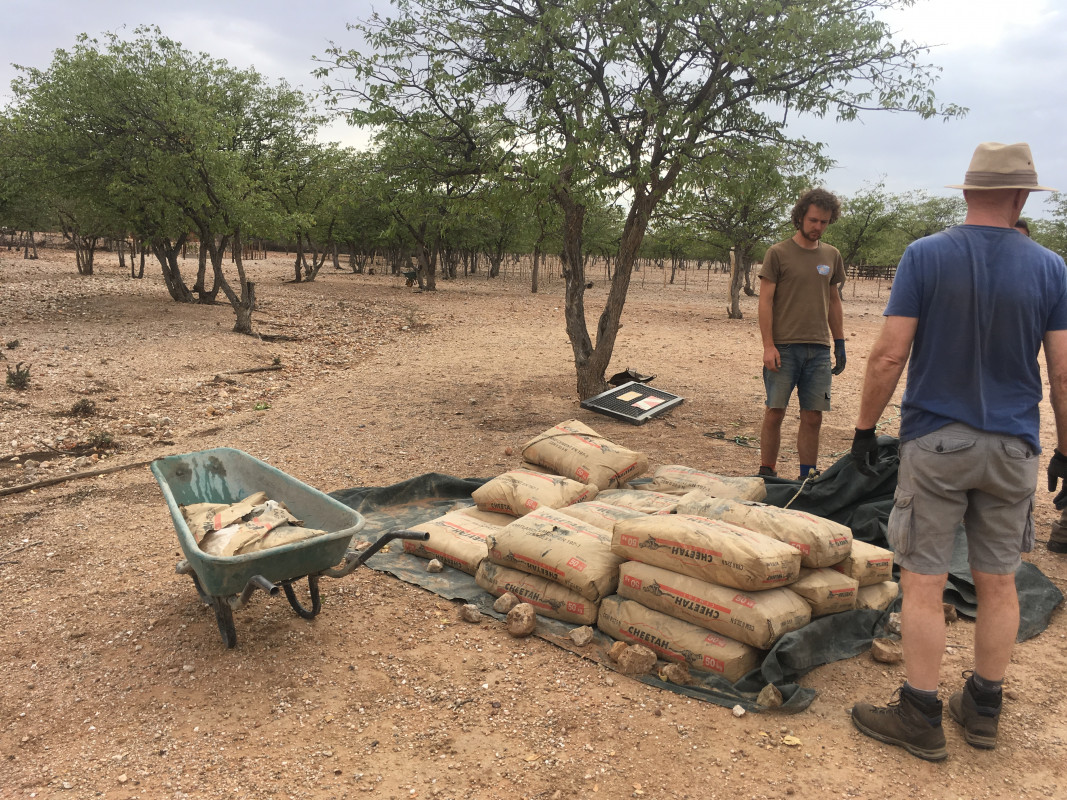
[885,224,1067,450]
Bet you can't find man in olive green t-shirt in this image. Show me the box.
[757,188,846,480]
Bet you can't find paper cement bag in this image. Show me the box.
[182,495,325,556]
[562,500,648,533]
[182,493,270,541]
[476,561,599,625]
[611,514,801,591]
[471,470,598,517]
[450,506,518,527]
[831,539,895,586]
[402,508,502,575]
[597,595,761,682]
[486,507,625,602]
[595,488,680,515]
[856,580,900,612]
[617,561,811,649]
[790,568,859,616]
[645,465,767,501]
[676,493,852,568]
[521,419,649,490]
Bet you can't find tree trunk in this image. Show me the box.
[560,186,655,399]
[531,247,541,294]
[743,254,757,296]
[217,229,256,335]
[152,236,194,302]
[727,249,744,319]
[293,234,305,282]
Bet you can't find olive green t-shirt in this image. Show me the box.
[758,239,845,346]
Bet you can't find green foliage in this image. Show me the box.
[1034,193,1067,259]
[5,362,30,390]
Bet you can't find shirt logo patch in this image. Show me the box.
[816,264,831,275]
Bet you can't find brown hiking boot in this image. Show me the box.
[949,674,1001,749]
[851,688,947,761]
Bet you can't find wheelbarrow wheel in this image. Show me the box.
[282,575,322,620]
[210,596,238,648]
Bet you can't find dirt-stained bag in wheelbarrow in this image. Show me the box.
[181,493,326,557]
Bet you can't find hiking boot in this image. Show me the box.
[758,465,777,478]
[949,674,1001,749]
[1048,537,1067,554]
[851,688,947,761]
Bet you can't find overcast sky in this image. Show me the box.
[3,0,1064,215]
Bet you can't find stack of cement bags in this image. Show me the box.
[397,419,899,681]
[404,420,650,624]
[594,485,898,682]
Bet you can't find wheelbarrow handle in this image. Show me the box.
[321,528,429,578]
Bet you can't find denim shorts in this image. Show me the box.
[888,423,1038,575]
[763,343,831,411]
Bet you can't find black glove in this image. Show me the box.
[832,338,846,375]
[852,427,878,476]
[1048,449,1067,509]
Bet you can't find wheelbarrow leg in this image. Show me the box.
[186,568,238,648]
[282,575,322,620]
[210,596,238,648]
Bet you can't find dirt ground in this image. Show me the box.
[1,247,1065,800]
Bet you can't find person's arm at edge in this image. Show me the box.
[1043,329,1067,452]
[828,283,844,340]
[758,277,780,371]
[856,315,917,429]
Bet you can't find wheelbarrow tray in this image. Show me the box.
[151,448,364,597]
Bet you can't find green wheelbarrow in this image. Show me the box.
[151,447,427,648]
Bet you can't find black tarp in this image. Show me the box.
[330,441,1062,713]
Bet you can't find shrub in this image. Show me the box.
[70,399,97,417]
[6,362,30,390]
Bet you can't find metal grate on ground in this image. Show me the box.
[580,381,684,425]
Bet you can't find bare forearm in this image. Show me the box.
[856,352,907,429]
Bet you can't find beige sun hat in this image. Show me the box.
[946,142,1056,191]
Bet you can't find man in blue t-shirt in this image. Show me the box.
[847,142,1067,761]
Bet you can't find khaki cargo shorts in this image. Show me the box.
[888,423,1038,575]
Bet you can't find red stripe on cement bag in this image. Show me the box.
[597,595,760,682]
[471,469,598,517]
[645,465,767,501]
[676,493,853,568]
[612,514,801,591]
[617,561,811,649]
[790,568,859,616]
[486,507,624,602]
[521,419,649,490]
[476,561,598,625]
[830,539,895,586]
